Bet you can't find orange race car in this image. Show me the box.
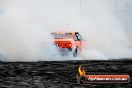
[50,32,85,56]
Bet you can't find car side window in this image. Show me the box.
[74,32,83,41]
[74,34,78,41]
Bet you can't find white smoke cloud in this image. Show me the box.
[0,0,132,61]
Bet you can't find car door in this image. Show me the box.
[74,32,83,50]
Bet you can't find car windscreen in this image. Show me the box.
[51,33,72,39]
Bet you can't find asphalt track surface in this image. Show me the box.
[0,60,132,88]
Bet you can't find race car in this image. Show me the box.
[50,32,85,56]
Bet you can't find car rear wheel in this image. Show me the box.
[73,47,78,57]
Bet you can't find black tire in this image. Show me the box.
[73,47,78,57]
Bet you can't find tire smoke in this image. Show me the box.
[0,0,132,61]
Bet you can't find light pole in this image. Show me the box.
[80,0,82,17]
